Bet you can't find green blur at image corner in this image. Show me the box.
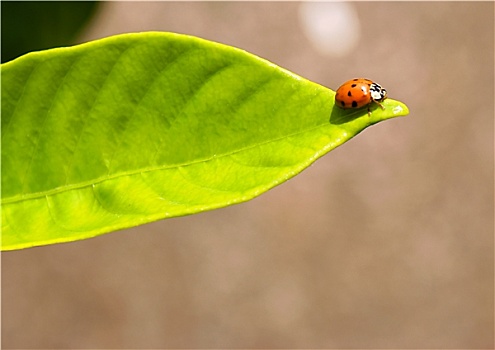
[1,1,100,63]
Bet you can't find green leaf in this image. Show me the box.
[1,32,409,251]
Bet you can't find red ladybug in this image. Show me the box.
[335,78,387,116]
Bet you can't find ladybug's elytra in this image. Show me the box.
[335,78,387,116]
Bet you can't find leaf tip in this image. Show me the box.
[391,101,409,117]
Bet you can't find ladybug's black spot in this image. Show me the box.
[351,101,358,108]
[351,84,357,88]
[340,101,346,107]
[347,91,352,97]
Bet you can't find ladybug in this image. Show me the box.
[335,78,387,116]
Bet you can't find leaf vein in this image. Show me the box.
[1,122,331,205]
[62,45,135,186]
[20,57,81,195]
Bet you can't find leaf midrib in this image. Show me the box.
[1,121,336,205]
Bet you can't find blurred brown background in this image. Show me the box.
[2,2,493,348]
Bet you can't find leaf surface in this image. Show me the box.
[1,32,409,250]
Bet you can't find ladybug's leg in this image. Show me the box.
[368,100,385,117]
[373,100,385,110]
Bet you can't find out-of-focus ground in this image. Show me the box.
[2,2,493,348]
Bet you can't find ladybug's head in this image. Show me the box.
[369,83,387,102]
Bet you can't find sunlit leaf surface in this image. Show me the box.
[1,32,409,250]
